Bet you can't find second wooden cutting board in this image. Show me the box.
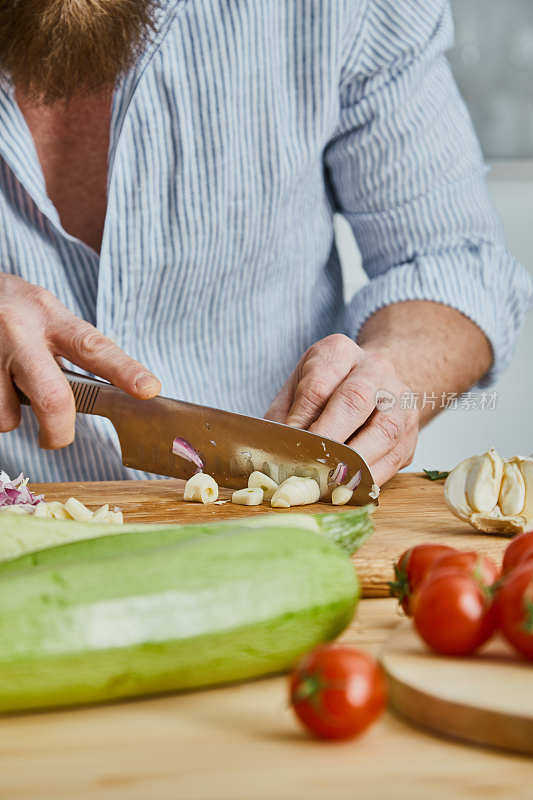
[381,622,533,755]
[31,473,512,597]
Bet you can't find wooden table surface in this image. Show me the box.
[1,474,531,799]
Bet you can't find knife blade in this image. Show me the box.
[17,370,377,505]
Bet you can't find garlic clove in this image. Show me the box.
[247,471,278,501]
[499,459,526,517]
[232,487,264,506]
[331,486,354,506]
[470,510,527,536]
[465,448,503,513]
[444,456,480,521]
[517,457,533,527]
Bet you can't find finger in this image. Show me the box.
[346,408,404,468]
[309,359,384,443]
[0,373,21,433]
[264,374,296,423]
[52,316,161,399]
[10,348,76,449]
[365,445,405,487]
[284,336,360,430]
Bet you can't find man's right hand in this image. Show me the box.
[0,274,161,449]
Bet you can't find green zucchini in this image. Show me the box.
[0,524,359,712]
[0,507,373,576]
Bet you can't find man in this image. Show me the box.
[0,0,530,485]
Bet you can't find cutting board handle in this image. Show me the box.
[16,369,123,416]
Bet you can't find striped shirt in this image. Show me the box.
[0,0,531,481]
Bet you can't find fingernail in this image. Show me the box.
[135,373,159,395]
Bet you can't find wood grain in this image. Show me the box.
[31,473,513,597]
[382,622,533,756]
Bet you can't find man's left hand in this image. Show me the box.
[265,334,419,487]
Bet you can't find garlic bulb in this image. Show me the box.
[444,449,533,535]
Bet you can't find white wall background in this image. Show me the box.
[335,160,533,472]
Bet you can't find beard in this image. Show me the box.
[0,0,157,103]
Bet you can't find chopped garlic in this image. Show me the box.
[91,504,110,522]
[47,501,71,520]
[331,486,354,506]
[33,502,51,518]
[232,487,264,506]
[183,472,219,504]
[64,497,94,522]
[271,476,320,508]
[247,471,278,501]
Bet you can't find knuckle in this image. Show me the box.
[295,378,330,413]
[307,334,357,364]
[323,334,358,360]
[339,381,375,417]
[384,447,403,471]
[34,381,73,416]
[0,410,20,433]
[375,414,402,446]
[29,285,56,311]
[71,324,110,360]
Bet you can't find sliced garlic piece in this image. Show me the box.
[271,476,320,508]
[499,460,526,516]
[183,473,219,504]
[331,486,354,506]
[369,484,380,500]
[64,497,93,522]
[465,448,503,513]
[444,456,480,521]
[47,501,71,520]
[33,501,52,519]
[248,471,278,500]
[91,504,110,522]
[232,487,264,506]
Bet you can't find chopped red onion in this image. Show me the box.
[172,437,204,473]
[330,462,348,485]
[346,470,362,491]
[0,471,43,508]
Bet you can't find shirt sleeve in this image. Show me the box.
[324,0,533,385]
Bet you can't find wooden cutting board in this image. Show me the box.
[30,473,513,597]
[381,622,533,755]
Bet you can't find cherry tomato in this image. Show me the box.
[502,531,533,575]
[290,645,387,740]
[413,568,496,655]
[427,550,500,587]
[495,562,533,659]
[389,544,456,614]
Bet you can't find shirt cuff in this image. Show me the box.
[343,243,533,387]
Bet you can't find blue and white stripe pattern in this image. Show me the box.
[0,0,530,481]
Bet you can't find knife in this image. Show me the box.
[17,369,377,506]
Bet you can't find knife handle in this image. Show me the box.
[15,369,123,416]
